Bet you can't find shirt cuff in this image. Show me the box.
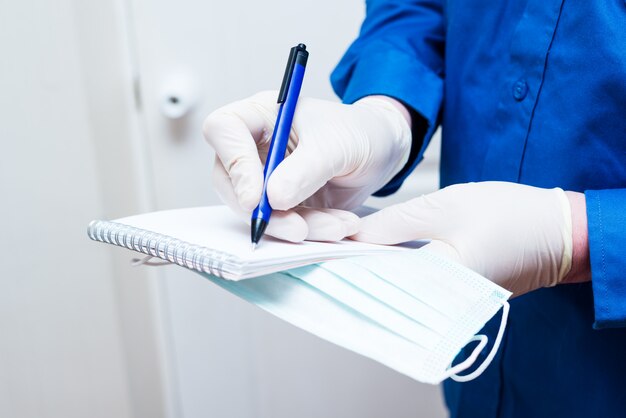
[585,189,626,329]
[330,39,443,195]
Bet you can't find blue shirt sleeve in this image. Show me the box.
[585,189,626,329]
[330,0,445,195]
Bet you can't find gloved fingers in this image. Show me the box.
[350,195,444,244]
[203,91,278,146]
[314,208,361,237]
[253,208,355,243]
[420,240,463,266]
[263,210,309,243]
[266,142,336,211]
[251,208,354,243]
[211,156,263,212]
[213,159,309,243]
[293,207,360,242]
[211,158,249,212]
[203,94,277,211]
[302,183,374,211]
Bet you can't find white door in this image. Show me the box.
[128,0,446,417]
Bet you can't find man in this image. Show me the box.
[203,0,626,416]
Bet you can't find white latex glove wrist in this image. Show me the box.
[203,91,412,242]
[352,182,573,296]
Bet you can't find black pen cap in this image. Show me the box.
[278,43,308,103]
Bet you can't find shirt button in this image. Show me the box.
[512,79,528,101]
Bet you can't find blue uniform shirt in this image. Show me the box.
[331,0,626,416]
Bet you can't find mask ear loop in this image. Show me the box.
[444,300,510,382]
[131,255,171,267]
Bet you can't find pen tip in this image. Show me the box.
[251,243,257,252]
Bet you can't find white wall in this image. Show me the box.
[0,0,132,416]
[0,1,169,417]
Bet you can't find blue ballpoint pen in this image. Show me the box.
[251,43,309,250]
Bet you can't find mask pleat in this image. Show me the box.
[291,265,440,350]
[354,251,492,315]
[317,260,452,336]
[203,270,432,380]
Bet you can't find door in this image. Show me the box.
[127,0,445,416]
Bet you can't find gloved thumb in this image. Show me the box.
[266,142,336,210]
[350,195,444,244]
[420,240,463,265]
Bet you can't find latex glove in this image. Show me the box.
[351,182,573,296]
[202,91,411,242]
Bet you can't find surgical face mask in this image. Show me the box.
[203,250,511,384]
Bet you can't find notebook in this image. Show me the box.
[87,206,411,280]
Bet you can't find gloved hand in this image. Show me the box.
[351,182,575,296]
[203,91,412,242]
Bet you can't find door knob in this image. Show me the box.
[160,73,197,119]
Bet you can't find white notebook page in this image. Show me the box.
[112,206,415,278]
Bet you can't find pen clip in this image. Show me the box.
[277,44,307,103]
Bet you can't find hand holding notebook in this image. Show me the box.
[88,205,511,384]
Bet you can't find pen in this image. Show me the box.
[251,43,309,250]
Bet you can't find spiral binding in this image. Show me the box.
[87,220,239,278]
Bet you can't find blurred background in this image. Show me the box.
[0,0,444,417]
